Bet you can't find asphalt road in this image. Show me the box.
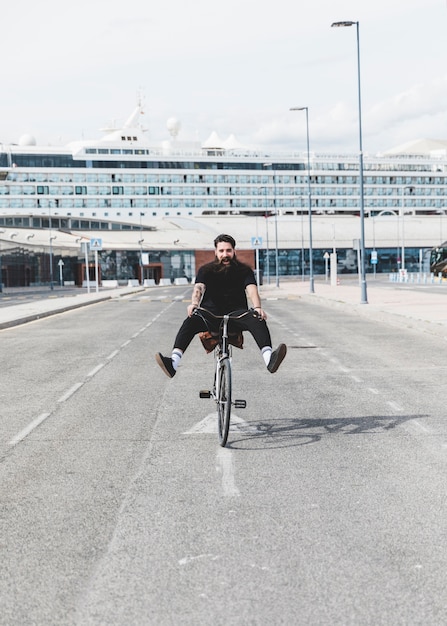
[1,291,447,625]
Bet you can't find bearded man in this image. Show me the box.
[155,233,286,378]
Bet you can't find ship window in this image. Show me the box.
[98,149,109,154]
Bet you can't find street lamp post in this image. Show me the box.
[139,238,144,284]
[301,201,305,282]
[290,106,314,293]
[331,20,368,304]
[273,170,279,288]
[263,163,279,287]
[139,212,145,285]
[400,185,415,273]
[263,186,271,284]
[0,228,4,292]
[48,206,54,290]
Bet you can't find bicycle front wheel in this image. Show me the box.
[217,357,232,446]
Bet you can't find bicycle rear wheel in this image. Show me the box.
[217,357,232,446]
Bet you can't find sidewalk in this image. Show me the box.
[0,286,145,330]
[1,278,446,338]
[260,277,447,338]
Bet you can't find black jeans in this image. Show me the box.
[173,309,272,353]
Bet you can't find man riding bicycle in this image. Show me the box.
[155,233,287,378]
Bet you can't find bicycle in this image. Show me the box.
[195,308,249,447]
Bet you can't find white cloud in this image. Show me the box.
[2,0,447,153]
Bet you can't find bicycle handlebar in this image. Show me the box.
[194,307,255,320]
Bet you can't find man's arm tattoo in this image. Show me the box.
[191,283,205,307]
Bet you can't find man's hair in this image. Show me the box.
[214,234,236,249]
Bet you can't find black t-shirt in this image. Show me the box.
[195,260,256,315]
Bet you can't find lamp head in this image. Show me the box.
[331,21,357,27]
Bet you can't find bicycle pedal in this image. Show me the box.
[199,390,211,399]
[234,399,247,409]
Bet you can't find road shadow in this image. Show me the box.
[228,413,427,450]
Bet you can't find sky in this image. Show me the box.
[1,0,447,155]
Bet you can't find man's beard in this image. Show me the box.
[213,256,238,273]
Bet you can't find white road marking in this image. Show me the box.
[86,363,105,378]
[8,413,51,446]
[7,300,177,449]
[411,420,432,434]
[58,382,84,403]
[387,400,403,412]
[216,447,240,497]
[178,554,218,566]
[184,413,258,435]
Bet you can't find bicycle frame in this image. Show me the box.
[198,309,247,446]
[218,313,231,357]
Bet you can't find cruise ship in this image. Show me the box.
[1,103,447,287]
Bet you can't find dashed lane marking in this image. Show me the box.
[86,363,105,378]
[57,382,84,403]
[6,301,176,449]
[8,413,51,447]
